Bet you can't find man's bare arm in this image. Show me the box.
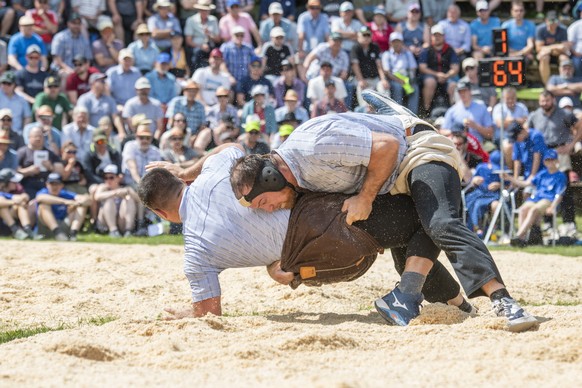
[342,132,400,224]
[147,143,245,181]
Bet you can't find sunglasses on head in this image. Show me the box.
[48,85,59,88]
[28,55,40,60]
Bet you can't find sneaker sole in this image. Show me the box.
[374,299,408,326]
[506,316,538,333]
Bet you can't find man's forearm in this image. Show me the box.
[359,133,400,200]
[180,143,244,181]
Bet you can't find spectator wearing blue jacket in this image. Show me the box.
[507,149,567,247]
[507,122,547,183]
[465,150,502,234]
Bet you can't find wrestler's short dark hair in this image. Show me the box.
[138,168,184,210]
[230,154,270,198]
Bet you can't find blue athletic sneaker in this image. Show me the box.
[361,89,418,118]
[374,287,423,326]
[492,297,538,333]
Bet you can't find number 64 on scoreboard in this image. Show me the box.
[478,57,526,88]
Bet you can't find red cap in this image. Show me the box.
[210,48,223,58]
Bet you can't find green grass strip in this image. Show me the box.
[0,315,118,345]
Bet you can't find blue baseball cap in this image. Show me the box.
[227,0,241,7]
[544,149,558,160]
[157,52,171,63]
[373,6,385,16]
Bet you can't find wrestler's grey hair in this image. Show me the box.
[230,154,270,199]
[138,168,184,210]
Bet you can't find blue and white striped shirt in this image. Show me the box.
[274,113,408,195]
[182,147,289,303]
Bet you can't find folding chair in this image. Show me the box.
[509,188,565,247]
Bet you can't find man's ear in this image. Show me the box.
[154,208,169,219]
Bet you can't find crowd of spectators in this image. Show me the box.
[0,0,581,242]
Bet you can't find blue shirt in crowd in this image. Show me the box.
[36,188,76,221]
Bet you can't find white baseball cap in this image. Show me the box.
[431,24,444,35]
[476,1,489,11]
[462,57,478,69]
[134,77,152,89]
[389,31,403,42]
[268,2,283,14]
[270,26,285,38]
[232,25,245,35]
[559,97,574,108]
[103,164,119,175]
[340,1,354,12]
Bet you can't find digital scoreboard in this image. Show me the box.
[477,28,526,87]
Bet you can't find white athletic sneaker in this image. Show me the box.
[492,297,538,332]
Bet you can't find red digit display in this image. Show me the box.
[508,60,523,84]
[493,28,509,57]
[478,58,525,88]
[493,60,508,87]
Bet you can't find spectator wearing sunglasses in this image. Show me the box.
[65,55,100,105]
[15,44,49,105]
[83,130,122,186]
[0,128,19,172]
[455,57,497,109]
[218,0,261,48]
[395,3,429,59]
[121,122,162,187]
[0,72,32,135]
[297,0,330,60]
[60,141,88,194]
[93,164,140,238]
[161,127,200,168]
[32,76,74,130]
[0,110,25,153]
[7,15,48,72]
[62,106,95,161]
[22,105,62,155]
[240,120,271,155]
[50,13,93,77]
